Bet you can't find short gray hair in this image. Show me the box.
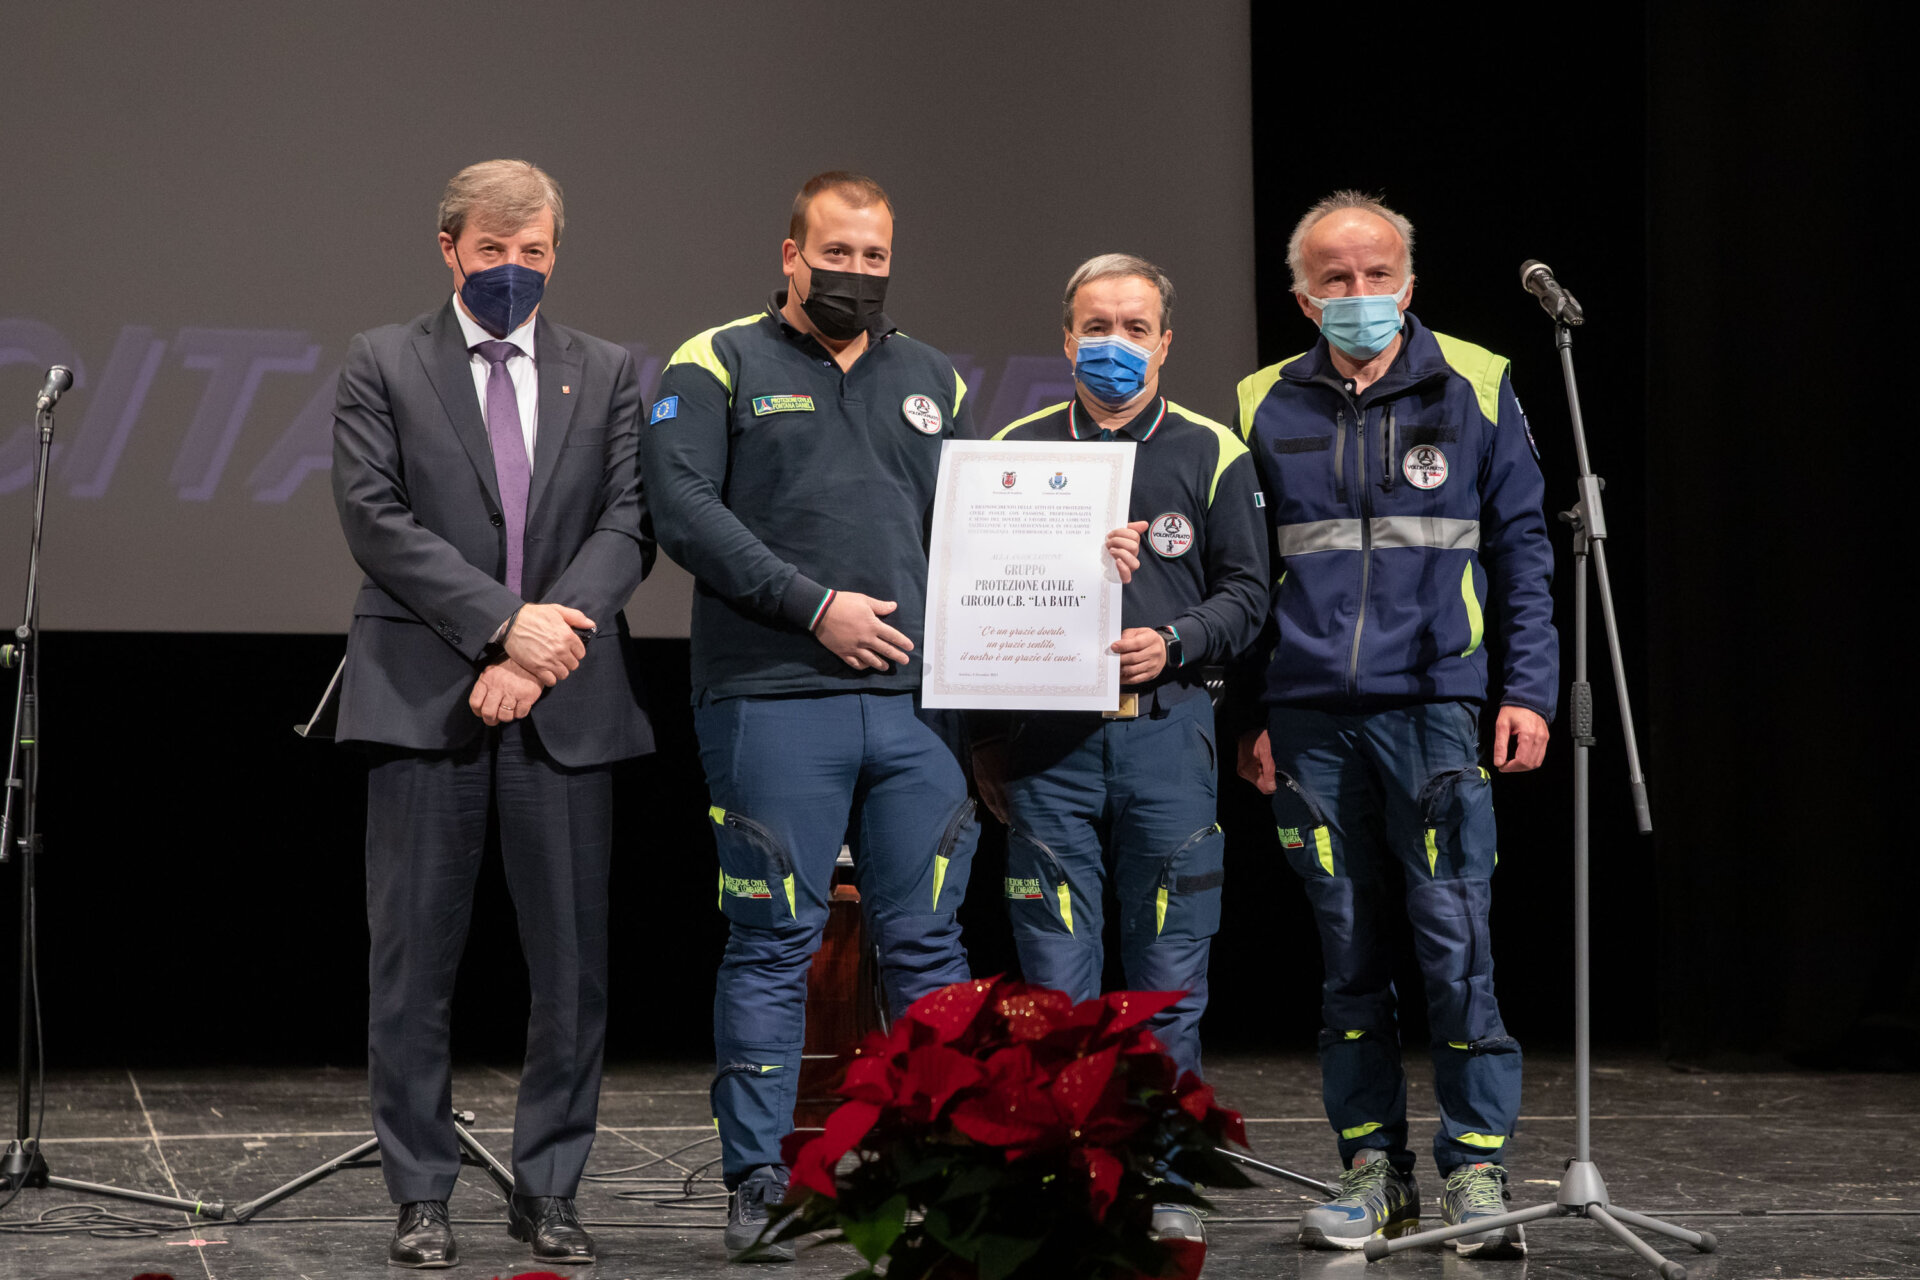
[439,159,567,247]
[1287,191,1414,294]
[1062,253,1175,331]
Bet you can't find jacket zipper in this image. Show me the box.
[1343,390,1373,697]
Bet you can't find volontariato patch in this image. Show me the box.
[1403,444,1449,490]
[1148,512,1195,558]
[901,393,943,434]
[650,395,679,424]
[752,394,816,416]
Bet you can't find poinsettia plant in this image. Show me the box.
[768,976,1252,1280]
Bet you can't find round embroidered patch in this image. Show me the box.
[1403,444,1449,489]
[902,393,943,434]
[1148,512,1194,558]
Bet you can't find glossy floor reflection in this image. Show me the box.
[0,1053,1914,1279]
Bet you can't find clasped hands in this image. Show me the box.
[468,602,597,725]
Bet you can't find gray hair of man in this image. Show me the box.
[438,159,567,247]
[1061,253,1176,332]
[1287,191,1415,295]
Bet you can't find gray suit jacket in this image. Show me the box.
[330,301,655,766]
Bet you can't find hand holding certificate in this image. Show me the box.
[921,439,1136,710]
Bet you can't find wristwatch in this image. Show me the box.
[1154,626,1184,670]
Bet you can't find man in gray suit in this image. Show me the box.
[331,159,654,1269]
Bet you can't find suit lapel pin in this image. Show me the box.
[562,385,571,394]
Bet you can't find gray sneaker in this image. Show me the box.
[1298,1148,1420,1250]
[724,1165,797,1263]
[1149,1202,1206,1243]
[1441,1161,1527,1258]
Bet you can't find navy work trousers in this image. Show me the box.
[1266,700,1521,1176]
[1003,693,1225,1080]
[695,691,978,1187]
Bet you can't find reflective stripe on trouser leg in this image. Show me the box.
[1406,875,1521,1173]
[1117,823,1224,1082]
[1004,828,1103,1001]
[1003,713,1111,1003]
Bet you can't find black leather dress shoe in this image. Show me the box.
[389,1200,457,1268]
[507,1194,596,1264]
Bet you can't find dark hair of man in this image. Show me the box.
[789,171,894,248]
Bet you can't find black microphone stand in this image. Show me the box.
[1364,297,1716,1277]
[0,393,223,1218]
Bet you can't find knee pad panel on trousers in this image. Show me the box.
[1300,875,1399,1033]
[708,805,800,928]
[1404,876,1507,1043]
[1414,765,1497,879]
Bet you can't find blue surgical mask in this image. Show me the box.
[458,253,548,338]
[1307,277,1411,359]
[1073,334,1157,406]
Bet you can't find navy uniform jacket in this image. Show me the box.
[641,293,970,701]
[994,393,1270,705]
[331,301,656,766]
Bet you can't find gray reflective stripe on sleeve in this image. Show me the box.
[1275,516,1479,558]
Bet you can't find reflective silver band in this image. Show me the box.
[1274,516,1480,558]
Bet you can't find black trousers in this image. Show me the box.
[364,720,611,1203]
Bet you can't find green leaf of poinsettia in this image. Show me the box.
[842,1192,909,1263]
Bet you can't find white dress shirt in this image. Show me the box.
[453,294,538,463]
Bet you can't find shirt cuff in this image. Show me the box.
[780,574,834,631]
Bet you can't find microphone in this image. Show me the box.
[1519,260,1584,326]
[34,365,74,412]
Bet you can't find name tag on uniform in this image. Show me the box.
[752,394,816,416]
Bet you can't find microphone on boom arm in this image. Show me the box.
[1519,260,1584,325]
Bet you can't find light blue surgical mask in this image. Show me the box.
[1307,277,1412,359]
[1072,333,1157,406]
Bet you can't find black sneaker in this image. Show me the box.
[725,1164,796,1263]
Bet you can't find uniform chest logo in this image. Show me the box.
[902,393,944,434]
[752,394,816,416]
[1403,445,1449,490]
[1149,512,1194,558]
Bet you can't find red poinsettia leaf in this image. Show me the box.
[1214,1103,1249,1148]
[1050,1045,1119,1126]
[1069,1144,1124,1221]
[784,1098,881,1200]
[1098,989,1184,1036]
[840,1053,898,1103]
[898,1042,987,1116]
[1175,1074,1216,1121]
[948,1044,1065,1146]
[992,984,1078,1041]
[903,976,1001,1044]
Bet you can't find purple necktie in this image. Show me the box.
[473,340,531,595]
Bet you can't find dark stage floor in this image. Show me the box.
[1,1053,1914,1279]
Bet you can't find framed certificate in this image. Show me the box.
[921,439,1135,710]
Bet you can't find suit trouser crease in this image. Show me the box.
[699,692,978,1186]
[1266,701,1521,1175]
[1002,695,1224,1081]
[366,720,612,1202]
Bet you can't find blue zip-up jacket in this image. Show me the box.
[1233,313,1558,719]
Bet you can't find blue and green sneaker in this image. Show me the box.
[1298,1148,1420,1250]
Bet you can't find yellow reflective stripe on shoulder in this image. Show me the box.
[992,401,1072,441]
[782,873,796,918]
[1425,828,1440,876]
[666,314,761,398]
[708,805,726,825]
[1314,825,1334,876]
[1165,401,1249,507]
[933,854,950,909]
[1341,1121,1383,1139]
[1233,354,1307,439]
[1056,882,1075,934]
[954,369,968,414]
[1457,1132,1506,1149]
[1460,561,1484,657]
[1431,332,1511,428]
[1155,886,1169,936]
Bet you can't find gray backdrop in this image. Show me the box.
[0,1,1254,634]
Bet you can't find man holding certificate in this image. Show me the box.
[970,254,1269,1092]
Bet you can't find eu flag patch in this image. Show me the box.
[650,396,679,424]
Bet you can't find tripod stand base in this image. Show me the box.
[2,1137,227,1216]
[1361,1161,1717,1277]
[230,1110,513,1223]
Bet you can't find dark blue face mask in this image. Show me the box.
[458,250,548,338]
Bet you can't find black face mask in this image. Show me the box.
[797,252,889,340]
